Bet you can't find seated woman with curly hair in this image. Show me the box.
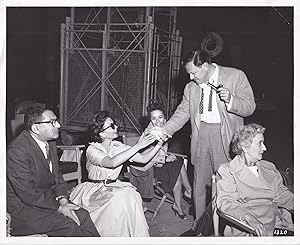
[69,110,163,237]
[217,123,294,236]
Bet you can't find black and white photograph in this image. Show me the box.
[1,0,299,244]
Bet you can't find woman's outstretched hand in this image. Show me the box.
[136,133,157,149]
[149,126,170,142]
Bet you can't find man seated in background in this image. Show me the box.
[216,123,293,236]
[7,102,99,237]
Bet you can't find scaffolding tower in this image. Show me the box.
[59,7,183,134]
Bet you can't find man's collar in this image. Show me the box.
[210,63,218,84]
[30,132,47,146]
[198,63,218,88]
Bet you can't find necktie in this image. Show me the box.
[208,87,213,112]
[199,89,204,114]
[45,143,52,173]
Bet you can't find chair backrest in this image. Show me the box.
[57,144,85,184]
[121,133,140,146]
[10,100,36,138]
[11,114,25,139]
[280,168,293,193]
[60,148,82,162]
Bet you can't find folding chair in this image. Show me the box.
[150,152,188,221]
[57,144,85,184]
[121,133,189,221]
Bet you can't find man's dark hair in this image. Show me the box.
[24,103,53,131]
[182,49,211,67]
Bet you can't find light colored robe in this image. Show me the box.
[217,155,294,236]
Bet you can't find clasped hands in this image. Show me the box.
[57,198,81,226]
[147,126,170,143]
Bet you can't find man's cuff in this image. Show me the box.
[162,127,172,139]
[56,195,69,205]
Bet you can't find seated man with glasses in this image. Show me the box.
[69,110,164,237]
[7,102,100,236]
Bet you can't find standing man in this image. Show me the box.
[161,49,256,231]
[7,102,99,236]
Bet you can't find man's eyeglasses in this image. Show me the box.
[34,119,59,127]
[100,122,117,132]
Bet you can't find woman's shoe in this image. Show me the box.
[171,205,188,220]
[184,190,192,199]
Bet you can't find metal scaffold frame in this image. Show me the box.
[60,7,182,134]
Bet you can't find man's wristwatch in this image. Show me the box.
[55,195,68,202]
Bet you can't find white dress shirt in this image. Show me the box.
[31,134,53,173]
[199,63,221,123]
[198,63,233,123]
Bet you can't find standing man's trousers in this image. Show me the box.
[192,122,228,230]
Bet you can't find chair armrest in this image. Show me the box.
[167,152,188,169]
[216,208,257,236]
[166,152,187,159]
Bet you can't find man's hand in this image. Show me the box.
[166,154,177,162]
[149,126,170,142]
[217,86,231,103]
[57,203,81,226]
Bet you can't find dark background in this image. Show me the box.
[6,7,294,171]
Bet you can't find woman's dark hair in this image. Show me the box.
[88,110,110,143]
[24,102,53,130]
[181,49,211,67]
[146,101,165,117]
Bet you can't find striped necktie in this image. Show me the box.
[208,87,213,112]
[199,89,204,114]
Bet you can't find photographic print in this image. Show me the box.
[1,0,298,244]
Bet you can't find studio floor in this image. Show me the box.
[144,195,193,237]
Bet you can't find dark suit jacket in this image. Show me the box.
[7,130,69,225]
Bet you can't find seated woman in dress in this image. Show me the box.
[130,102,192,220]
[69,110,164,237]
[216,123,294,236]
